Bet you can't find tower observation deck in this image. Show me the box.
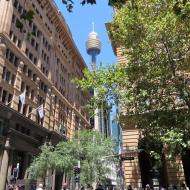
[86,23,101,69]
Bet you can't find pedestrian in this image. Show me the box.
[145,184,151,190]
[96,184,104,190]
[128,185,133,190]
[160,187,165,190]
[36,183,43,190]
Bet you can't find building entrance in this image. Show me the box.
[138,138,168,188]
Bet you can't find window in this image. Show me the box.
[44,85,47,93]
[9,31,13,39]
[23,65,27,73]
[28,107,32,119]
[2,67,6,80]
[32,25,37,36]
[14,57,19,67]
[9,52,14,63]
[37,30,41,38]
[11,75,15,86]
[18,101,22,112]
[26,85,30,97]
[21,81,25,92]
[13,0,18,8]
[18,5,23,14]
[31,38,35,47]
[28,69,32,78]
[35,43,39,51]
[29,20,32,27]
[31,90,34,100]
[5,71,11,82]
[33,74,36,82]
[33,57,37,65]
[29,52,33,61]
[25,48,29,56]
[22,104,28,115]
[2,90,7,103]
[8,94,12,104]
[17,39,22,48]
[13,36,17,43]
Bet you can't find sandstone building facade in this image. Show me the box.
[0,0,90,189]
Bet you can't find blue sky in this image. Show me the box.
[54,0,116,68]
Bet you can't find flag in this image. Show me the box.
[19,91,26,105]
[37,104,44,118]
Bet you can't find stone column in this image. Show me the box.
[0,136,11,190]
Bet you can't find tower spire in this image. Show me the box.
[92,22,95,32]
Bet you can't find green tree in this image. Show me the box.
[28,130,117,186]
[75,0,190,161]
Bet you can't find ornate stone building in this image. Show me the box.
[0,0,90,189]
[106,27,188,189]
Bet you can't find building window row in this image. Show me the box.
[22,64,37,82]
[31,2,43,20]
[9,30,22,49]
[20,81,35,101]
[39,80,48,93]
[6,48,19,67]
[37,95,45,106]
[0,87,13,106]
[46,13,54,25]
[41,64,48,77]
[45,22,53,34]
[42,37,51,51]
[57,44,69,61]
[41,50,49,64]
[60,75,66,85]
[2,67,16,86]
[11,13,24,33]
[36,0,45,10]
[59,87,65,97]
[13,0,24,15]
[14,0,42,38]
[58,112,65,125]
[25,48,37,65]
[59,100,65,111]
[56,57,68,74]
[30,38,39,52]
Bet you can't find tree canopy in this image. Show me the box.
[28,130,118,186]
[75,0,190,162]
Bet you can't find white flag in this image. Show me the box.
[37,104,44,118]
[19,91,26,105]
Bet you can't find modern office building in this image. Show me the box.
[0,0,90,189]
[106,24,188,188]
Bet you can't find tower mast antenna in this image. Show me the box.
[92,22,95,32]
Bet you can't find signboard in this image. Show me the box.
[122,156,134,161]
